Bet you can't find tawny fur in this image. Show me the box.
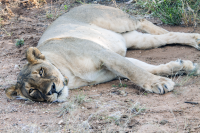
[5,4,200,102]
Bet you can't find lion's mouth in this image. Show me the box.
[47,83,63,97]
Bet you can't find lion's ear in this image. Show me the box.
[5,85,19,99]
[64,76,69,86]
[26,47,45,64]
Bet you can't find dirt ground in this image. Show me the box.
[0,0,200,132]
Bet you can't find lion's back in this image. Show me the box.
[65,4,139,32]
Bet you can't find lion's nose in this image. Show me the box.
[47,83,57,95]
[51,83,57,93]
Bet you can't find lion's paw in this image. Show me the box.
[192,63,200,75]
[144,76,175,94]
[191,34,200,50]
[196,38,200,50]
[176,59,200,75]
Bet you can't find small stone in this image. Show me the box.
[124,79,128,82]
[128,119,140,128]
[87,106,92,109]
[58,120,65,125]
[124,99,130,102]
[12,109,18,112]
[190,128,195,132]
[82,121,91,129]
[41,123,48,126]
[14,65,19,69]
[4,117,9,120]
[120,90,127,96]
[25,100,35,105]
[159,120,168,125]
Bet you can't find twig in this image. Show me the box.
[168,106,179,132]
[19,0,29,3]
[118,77,122,85]
[184,101,198,105]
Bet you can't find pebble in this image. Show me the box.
[82,121,91,129]
[58,120,65,125]
[14,64,19,69]
[124,99,130,102]
[159,120,168,125]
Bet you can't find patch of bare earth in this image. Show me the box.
[0,1,200,132]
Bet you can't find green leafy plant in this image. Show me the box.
[136,0,200,26]
[112,83,127,87]
[112,84,117,87]
[76,0,84,4]
[118,83,127,87]
[0,17,3,27]
[15,39,24,47]
[46,13,53,19]
[181,0,200,26]
[64,5,69,11]
[151,0,183,25]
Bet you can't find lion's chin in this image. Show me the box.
[54,86,69,102]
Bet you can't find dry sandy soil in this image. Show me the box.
[0,0,200,132]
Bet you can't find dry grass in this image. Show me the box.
[132,0,200,27]
[56,92,146,132]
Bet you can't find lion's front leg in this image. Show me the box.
[142,75,174,94]
[100,50,175,94]
[126,58,200,76]
[153,59,200,76]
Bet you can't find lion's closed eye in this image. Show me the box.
[28,89,43,100]
[29,89,38,97]
[29,88,34,94]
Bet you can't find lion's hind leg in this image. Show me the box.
[123,31,200,50]
[137,19,168,35]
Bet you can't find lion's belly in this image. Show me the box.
[38,21,127,56]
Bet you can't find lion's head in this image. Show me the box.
[5,47,69,102]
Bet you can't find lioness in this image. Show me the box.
[6,4,200,102]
